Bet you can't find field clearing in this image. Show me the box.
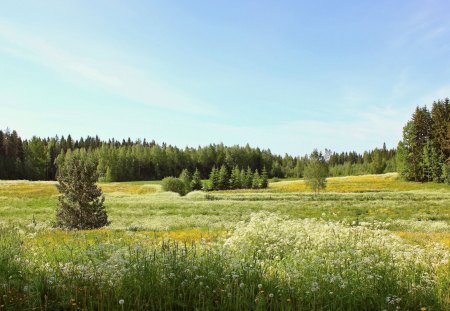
[1,174,450,310]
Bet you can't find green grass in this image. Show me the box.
[0,174,449,310]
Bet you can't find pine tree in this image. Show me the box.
[252,169,261,189]
[208,166,219,191]
[191,168,203,191]
[244,166,253,189]
[240,169,247,189]
[261,166,269,188]
[229,166,241,189]
[55,150,109,229]
[218,165,229,190]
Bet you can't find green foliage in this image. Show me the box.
[252,169,261,189]
[208,166,219,191]
[304,150,328,194]
[161,177,187,196]
[229,166,241,189]
[179,169,192,193]
[191,169,203,191]
[55,149,109,230]
[244,167,253,189]
[261,166,269,188]
[217,165,229,190]
[398,99,450,183]
[24,137,49,180]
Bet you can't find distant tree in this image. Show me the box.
[55,150,109,229]
[252,169,261,189]
[229,166,241,189]
[208,166,219,191]
[191,168,203,191]
[244,166,253,189]
[370,149,386,174]
[179,169,192,193]
[24,137,49,180]
[304,150,329,195]
[261,166,269,188]
[217,165,229,190]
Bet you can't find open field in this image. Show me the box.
[1,174,449,310]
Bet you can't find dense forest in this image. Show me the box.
[0,128,396,181]
[397,98,450,183]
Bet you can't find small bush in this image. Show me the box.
[161,177,186,196]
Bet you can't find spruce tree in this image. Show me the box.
[261,166,269,188]
[252,169,261,189]
[218,165,229,190]
[191,168,203,191]
[229,166,241,189]
[208,166,219,191]
[240,169,247,189]
[56,150,108,229]
[244,166,253,189]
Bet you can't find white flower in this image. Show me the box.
[119,299,125,305]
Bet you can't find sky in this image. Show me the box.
[1,0,449,156]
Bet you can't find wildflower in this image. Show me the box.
[268,293,274,298]
[119,299,125,305]
[239,282,244,288]
[420,308,427,311]
[257,283,263,289]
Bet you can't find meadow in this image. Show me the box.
[0,173,449,310]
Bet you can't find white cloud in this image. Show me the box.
[0,21,217,116]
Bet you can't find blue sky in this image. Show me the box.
[1,0,449,155]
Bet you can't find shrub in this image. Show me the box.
[161,177,186,196]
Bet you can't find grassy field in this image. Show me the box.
[0,173,449,310]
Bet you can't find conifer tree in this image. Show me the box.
[55,150,108,229]
[218,165,229,190]
[229,166,241,189]
[208,166,219,191]
[191,168,203,191]
[261,166,269,188]
[252,169,261,189]
[244,166,253,189]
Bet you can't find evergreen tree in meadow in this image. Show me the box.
[261,166,269,188]
[55,149,108,230]
[244,166,253,189]
[218,165,229,190]
[252,169,261,189]
[229,166,241,189]
[191,168,203,191]
[208,166,219,191]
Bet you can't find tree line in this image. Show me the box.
[397,98,450,183]
[0,129,396,181]
[0,128,398,181]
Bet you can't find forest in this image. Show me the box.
[0,98,448,183]
[0,129,396,182]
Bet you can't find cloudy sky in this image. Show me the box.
[1,0,449,155]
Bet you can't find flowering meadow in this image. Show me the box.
[0,174,449,310]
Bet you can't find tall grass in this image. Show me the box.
[0,214,449,310]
